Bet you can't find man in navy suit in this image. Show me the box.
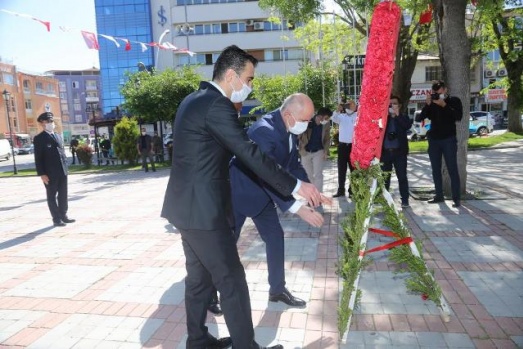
[34,112,75,227]
[230,93,327,308]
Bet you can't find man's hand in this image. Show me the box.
[41,175,50,185]
[296,205,324,227]
[433,98,446,108]
[320,194,333,206]
[297,182,322,207]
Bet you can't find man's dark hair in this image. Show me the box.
[316,107,332,117]
[390,95,402,105]
[212,45,258,81]
[431,80,446,91]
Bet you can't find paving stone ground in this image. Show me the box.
[0,142,522,348]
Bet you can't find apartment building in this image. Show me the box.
[47,69,102,143]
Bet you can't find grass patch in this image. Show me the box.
[0,162,172,178]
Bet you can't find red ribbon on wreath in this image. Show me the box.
[350,1,401,169]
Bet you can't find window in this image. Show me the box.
[2,73,14,85]
[23,80,31,93]
[36,82,45,94]
[61,103,69,113]
[60,92,67,100]
[46,83,55,95]
[74,103,82,111]
[72,81,80,89]
[25,99,32,110]
[59,81,67,92]
[86,80,98,90]
[425,66,442,82]
[75,114,83,122]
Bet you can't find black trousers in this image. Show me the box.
[44,173,68,222]
[180,228,255,349]
[381,149,410,204]
[337,142,354,193]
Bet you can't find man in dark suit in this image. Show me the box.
[161,46,322,349]
[380,95,413,208]
[229,93,325,309]
[34,112,75,227]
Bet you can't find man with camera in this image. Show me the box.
[416,80,463,207]
[381,95,413,208]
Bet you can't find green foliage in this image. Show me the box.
[120,67,202,124]
[112,117,140,165]
[75,144,93,168]
[253,64,337,112]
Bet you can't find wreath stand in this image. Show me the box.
[339,159,451,344]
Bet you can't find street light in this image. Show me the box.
[2,89,18,174]
[86,103,101,165]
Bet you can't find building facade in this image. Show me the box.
[1,62,61,145]
[94,0,155,119]
[48,69,102,143]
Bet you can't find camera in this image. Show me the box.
[387,132,397,141]
[431,93,440,100]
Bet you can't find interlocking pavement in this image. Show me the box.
[0,143,522,348]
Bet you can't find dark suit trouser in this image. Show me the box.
[381,149,409,204]
[234,202,286,295]
[337,142,354,194]
[44,173,68,222]
[180,228,255,349]
[428,136,460,202]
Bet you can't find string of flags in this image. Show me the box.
[1,9,195,56]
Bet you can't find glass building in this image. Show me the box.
[94,0,154,119]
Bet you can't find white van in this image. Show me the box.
[0,139,12,161]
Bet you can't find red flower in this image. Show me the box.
[350,1,401,169]
[421,294,428,301]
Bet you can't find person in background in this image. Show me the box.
[33,112,75,227]
[161,45,322,349]
[332,100,357,198]
[136,128,156,173]
[152,131,163,162]
[417,80,463,207]
[380,95,413,208]
[70,137,79,165]
[299,106,332,193]
[100,134,111,165]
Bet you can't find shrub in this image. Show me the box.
[112,117,140,165]
[76,144,93,168]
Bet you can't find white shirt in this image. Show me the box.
[332,110,357,144]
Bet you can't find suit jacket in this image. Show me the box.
[34,131,68,177]
[136,134,153,152]
[161,81,298,231]
[230,110,309,218]
[298,121,331,157]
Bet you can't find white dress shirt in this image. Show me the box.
[332,110,357,144]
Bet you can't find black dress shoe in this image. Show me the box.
[206,336,232,349]
[253,343,284,349]
[269,288,306,308]
[53,221,66,227]
[61,217,76,224]
[207,302,223,316]
[452,201,461,208]
[333,192,345,198]
[427,197,444,204]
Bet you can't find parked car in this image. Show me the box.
[0,139,11,160]
[409,111,431,141]
[17,144,34,155]
[163,133,173,147]
[469,111,494,136]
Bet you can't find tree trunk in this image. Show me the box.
[433,0,471,196]
[505,63,523,133]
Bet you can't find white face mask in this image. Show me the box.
[388,107,395,114]
[230,75,252,103]
[141,132,146,136]
[320,120,329,125]
[45,123,55,133]
[288,114,308,135]
[439,93,446,100]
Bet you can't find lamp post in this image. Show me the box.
[341,57,349,101]
[2,89,18,174]
[86,103,100,165]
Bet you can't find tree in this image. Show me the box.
[259,0,433,113]
[432,0,471,195]
[473,2,523,133]
[120,66,202,125]
[112,116,140,165]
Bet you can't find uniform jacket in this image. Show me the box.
[34,131,68,177]
[298,121,331,157]
[161,81,298,231]
[230,109,309,218]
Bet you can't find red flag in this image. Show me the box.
[419,4,433,25]
[124,39,131,51]
[33,18,50,31]
[81,31,99,50]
